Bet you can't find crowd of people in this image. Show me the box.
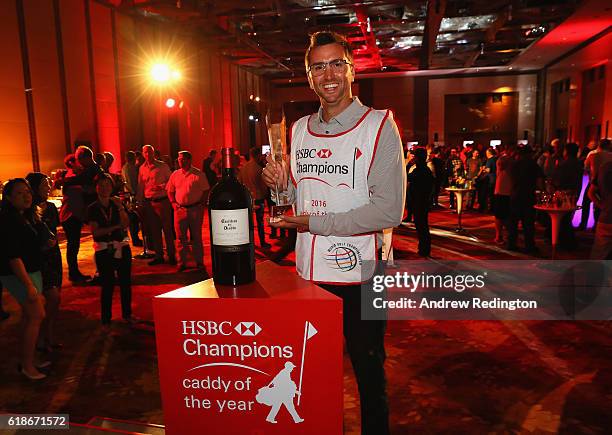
[403,138,612,257]
[1,138,610,380]
[0,143,287,380]
[1,137,610,382]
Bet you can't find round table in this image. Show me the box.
[534,205,577,259]
[446,187,475,233]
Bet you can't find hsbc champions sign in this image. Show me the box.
[154,295,343,435]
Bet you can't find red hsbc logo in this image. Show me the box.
[317,149,332,159]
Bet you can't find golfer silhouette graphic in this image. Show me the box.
[256,361,304,424]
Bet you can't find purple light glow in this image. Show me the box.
[572,174,595,229]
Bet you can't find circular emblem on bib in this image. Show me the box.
[325,246,359,271]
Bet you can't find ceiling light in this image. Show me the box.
[150,64,171,83]
[440,15,496,32]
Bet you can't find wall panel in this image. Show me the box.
[230,64,241,152]
[428,74,537,145]
[221,59,233,150]
[198,48,213,155]
[24,0,65,174]
[210,53,224,149]
[90,0,120,171]
[115,12,142,153]
[59,0,94,149]
[135,20,161,151]
[545,32,612,143]
[0,0,31,179]
[176,35,202,163]
[372,77,414,140]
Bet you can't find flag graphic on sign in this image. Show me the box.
[352,148,363,189]
[355,147,363,160]
[297,321,317,406]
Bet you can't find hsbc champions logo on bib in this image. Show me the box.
[324,242,362,272]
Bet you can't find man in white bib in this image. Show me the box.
[263,31,405,434]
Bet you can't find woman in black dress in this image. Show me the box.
[0,178,55,379]
[26,172,63,352]
[86,174,133,327]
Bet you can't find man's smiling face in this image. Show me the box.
[307,43,354,111]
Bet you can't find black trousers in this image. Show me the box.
[94,246,132,324]
[127,210,142,243]
[558,214,577,249]
[477,180,490,212]
[508,201,536,250]
[320,281,389,435]
[405,190,414,221]
[413,205,431,256]
[432,179,441,206]
[62,216,83,278]
[254,199,266,245]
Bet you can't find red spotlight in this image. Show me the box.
[165,98,176,108]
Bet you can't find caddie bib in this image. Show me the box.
[290,108,391,284]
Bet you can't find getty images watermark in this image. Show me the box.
[360,260,612,320]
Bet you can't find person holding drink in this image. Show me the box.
[262,31,405,434]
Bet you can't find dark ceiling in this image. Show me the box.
[113,0,582,78]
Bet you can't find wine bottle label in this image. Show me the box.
[210,208,250,246]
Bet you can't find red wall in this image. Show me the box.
[0,0,263,180]
[544,31,612,143]
[0,0,31,179]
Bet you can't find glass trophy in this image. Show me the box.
[266,110,293,223]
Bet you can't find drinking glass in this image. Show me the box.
[266,110,293,222]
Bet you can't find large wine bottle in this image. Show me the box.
[208,148,255,285]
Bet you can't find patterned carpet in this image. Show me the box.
[0,202,610,434]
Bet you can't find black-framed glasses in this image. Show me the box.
[307,58,352,76]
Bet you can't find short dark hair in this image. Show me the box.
[76,145,93,161]
[249,147,261,158]
[518,145,533,156]
[25,172,48,205]
[126,150,136,163]
[178,150,192,160]
[94,173,114,188]
[305,31,353,70]
[64,153,76,168]
[600,138,610,150]
[565,142,579,157]
[1,178,40,223]
[411,147,427,162]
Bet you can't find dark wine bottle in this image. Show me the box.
[208,147,255,285]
